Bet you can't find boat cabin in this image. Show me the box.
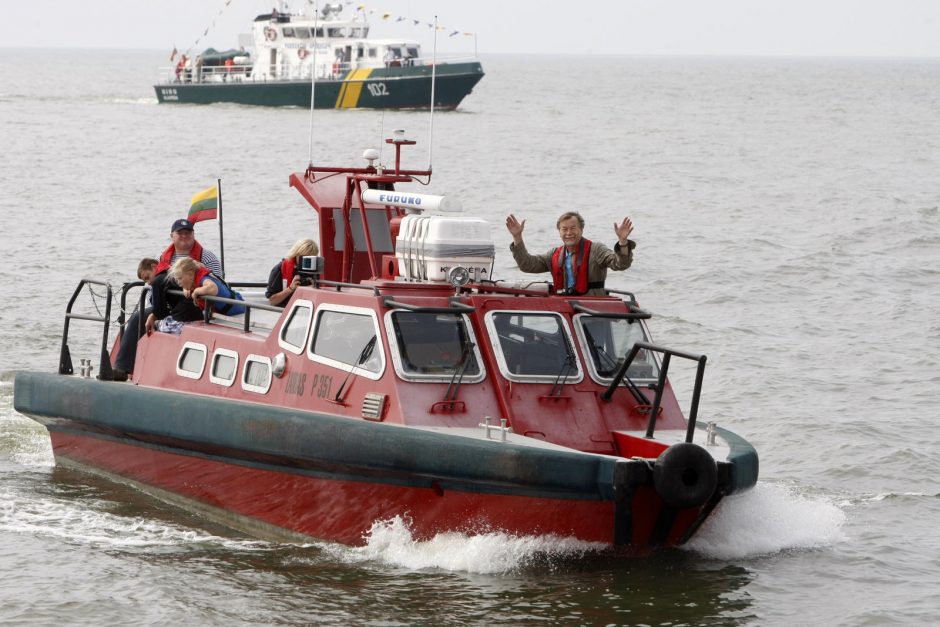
[179,3,426,84]
[122,135,701,459]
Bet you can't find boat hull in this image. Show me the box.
[153,62,484,109]
[13,371,756,549]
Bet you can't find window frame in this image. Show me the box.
[383,310,487,383]
[208,348,239,387]
[573,313,660,385]
[176,341,207,380]
[278,299,314,355]
[483,310,583,384]
[241,354,273,394]
[306,304,385,381]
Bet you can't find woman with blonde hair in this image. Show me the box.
[266,238,319,307]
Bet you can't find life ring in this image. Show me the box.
[298,47,309,60]
[652,442,718,510]
[264,26,278,41]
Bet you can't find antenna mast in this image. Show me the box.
[427,15,437,172]
[307,0,320,166]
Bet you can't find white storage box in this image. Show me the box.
[395,215,495,282]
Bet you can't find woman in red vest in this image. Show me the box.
[506,211,636,296]
[265,238,320,307]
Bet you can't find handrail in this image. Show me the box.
[164,288,282,334]
[570,301,652,320]
[599,341,707,444]
[59,278,114,379]
[313,278,381,295]
[158,54,480,85]
[382,297,475,314]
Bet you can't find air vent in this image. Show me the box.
[362,393,387,421]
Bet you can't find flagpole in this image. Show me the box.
[217,178,225,278]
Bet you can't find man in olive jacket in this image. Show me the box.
[506,211,635,296]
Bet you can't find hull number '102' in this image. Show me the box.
[366,83,388,97]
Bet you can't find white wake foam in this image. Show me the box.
[683,482,847,559]
[325,516,607,574]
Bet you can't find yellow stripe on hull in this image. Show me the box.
[335,69,374,109]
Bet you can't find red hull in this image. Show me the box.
[52,431,620,546]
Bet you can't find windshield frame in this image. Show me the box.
[483,310,584,384]
[573,313,660,385]
[383,310,486,383]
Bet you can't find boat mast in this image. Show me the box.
[427,15,437,173]
[307,0,320,166]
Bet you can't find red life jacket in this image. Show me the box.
[155,240,204,275]
[280,258,297,289]
[191,266,213,309]
[551,238,592,295]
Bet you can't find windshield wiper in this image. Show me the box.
[443,340,475,403]
[548,351,576,397]
[334,335,377,403]
[583,327,648,404]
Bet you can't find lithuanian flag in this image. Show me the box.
[188,184,219,223]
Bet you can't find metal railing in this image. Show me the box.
[58,279,113,378]
[600,341,707,444]
[57,279,281,380]
[158,54,479,85]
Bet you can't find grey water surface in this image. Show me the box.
[1,49,939,625]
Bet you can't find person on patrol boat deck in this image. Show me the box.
[505,211,635,296]
[265,238,319,307]
[145,218,223,334]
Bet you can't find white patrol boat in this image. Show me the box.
[154,2,484,109]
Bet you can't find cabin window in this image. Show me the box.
[327,27,347,37]
[279,300,313,354]
[314,27,324,37]
[368,47,377,58]
[294,27,311,38]
[406,47,419,58]
[209,348,239,387]
[385,311,485,382]
[308,305,384,380]
[575,315,659,383]
[485,312,583,383]
[242,354,272,394]
[176,342,207,379]
[282,27,296,37]
[349,28,365,37]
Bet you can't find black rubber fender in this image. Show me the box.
[653,442,718,510]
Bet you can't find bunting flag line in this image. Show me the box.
[188,184,219,223]
[352,3,476,36]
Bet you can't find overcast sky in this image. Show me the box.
[2,0,939,56]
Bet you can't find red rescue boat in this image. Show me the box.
[13,134,757,552]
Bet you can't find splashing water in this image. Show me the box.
[684,482,847,559]
[325,516,607,574]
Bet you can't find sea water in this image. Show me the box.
[1,50,939,625]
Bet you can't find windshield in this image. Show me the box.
[390,312,481,378]
[578,316,658,381]
[489,312,580,379]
